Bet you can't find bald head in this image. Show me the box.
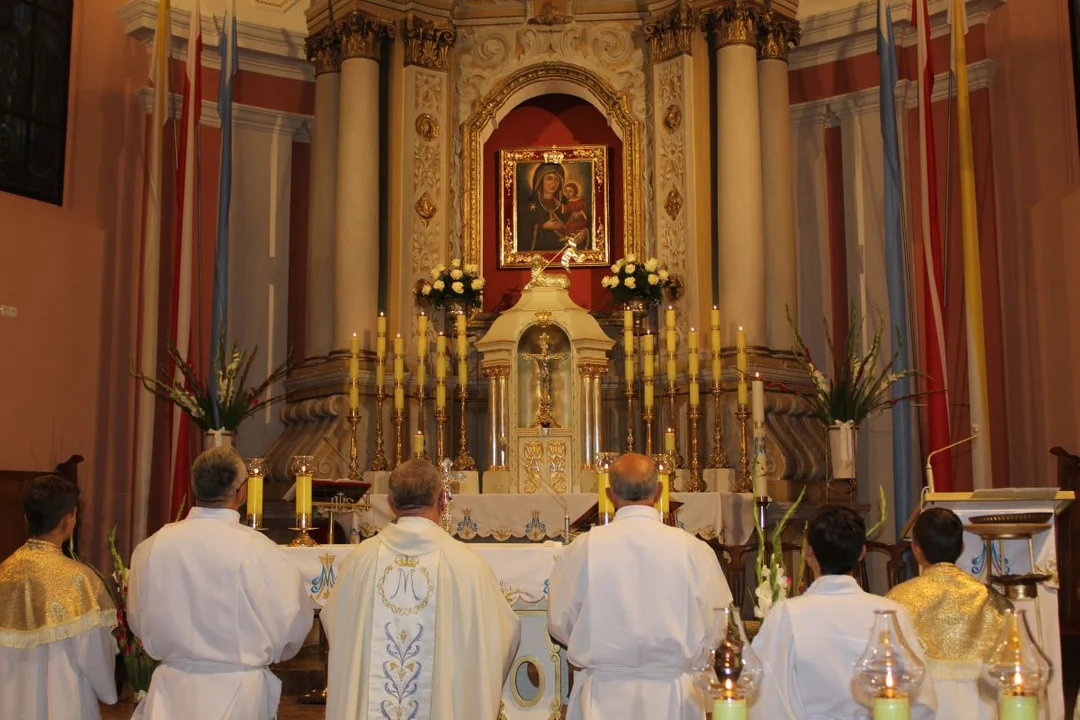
[609,453,660,506]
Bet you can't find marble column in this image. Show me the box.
[304,29,341,360]
[708,3,767,346]
[485,366,510,470]
[758,13,801,348]
[333,12,394,351]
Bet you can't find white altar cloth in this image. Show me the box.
[323,492,754,545]
[282,543,566,719]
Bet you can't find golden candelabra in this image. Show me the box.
[734,404,752,493]
[688,404,702,492]
[416,367,429,461]
[707,382,731,468]
[346,408,361,480]
[393,406,405,467]
[624,383,636,452]
[666,379,685,469]
[369,363,389,472]
[643,405,655,456]
[453,383,476,471]
[435,406,447,461]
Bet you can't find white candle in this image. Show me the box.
[753,373,765,425]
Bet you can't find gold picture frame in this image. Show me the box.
[498,144,610,268]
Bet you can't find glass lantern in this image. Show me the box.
[698,606,763,720]
[244,457,266,529]
[289,455,318,546]
[983,609,1051,720]
[854,610,926,720]
[651,453,672,523]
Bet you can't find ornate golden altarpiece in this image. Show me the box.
[475,270,612,494]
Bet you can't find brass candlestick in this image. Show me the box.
[624,383,635,452]
[453,383,476,471]
[393,407,405,467]
[289,455,318,547]
[688,403,702,492]
[416,362,429,461]
[734,404,752,492]
[369,362,389,472]
[346,408,361,480]
[707,381,731,468]
[643,404,655,456]
[435,406,447,461]
[666,379,685,469]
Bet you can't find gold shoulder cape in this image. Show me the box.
[886,562,1010,661]
[0,539,118,650]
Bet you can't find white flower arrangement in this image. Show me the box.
[417,260,484,309]
[601,254,671,304]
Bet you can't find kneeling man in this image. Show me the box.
[547,453,733,720]
[323,459,521,719]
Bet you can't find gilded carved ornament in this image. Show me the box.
[663,104,682,132]
[527,1,572,26]
[415,113,440,140]
[339,11,395,62]
[483,365,512,379]
[758,13,801,62]
[305,28,341,75]
[403,13,456,72]
[702,3,762,50]
[644,2,697,63]
[415,193,437,226]
[664,187,683,220]
[577,361,608,379]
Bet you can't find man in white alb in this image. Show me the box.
[322,459,521,719]
[547,453,733,720]
[0,475,118,719]
[128,446,314,719]
[751,505,937,719]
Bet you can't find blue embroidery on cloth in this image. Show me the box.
[379,622,424,720]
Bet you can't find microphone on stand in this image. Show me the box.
[925,425,981,494]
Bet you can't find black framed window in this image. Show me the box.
[0,0,73,206]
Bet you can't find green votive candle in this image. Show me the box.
[872,695,909,720]
[999,694,1038,720]
[712,697,748,720]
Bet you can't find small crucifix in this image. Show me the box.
[520,331,568,428]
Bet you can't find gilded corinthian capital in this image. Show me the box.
[339,11,396,62]
[305,28,342,75]
[403,13,456,72]
[644,2,697,63]
[758,12,801,61]
[702,2,762,50]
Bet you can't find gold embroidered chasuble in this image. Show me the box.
[0,539,117,649]
[886,562,1010,661]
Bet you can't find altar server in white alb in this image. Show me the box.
[0,475,118,720]
[547,453,733,720]
[128,446,314,719]
[751,505,937,719]
[323,459,521,720]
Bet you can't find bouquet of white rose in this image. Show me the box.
[417,259,484,309]
[600,254,670,305]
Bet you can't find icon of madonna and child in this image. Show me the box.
[500,145,609,268]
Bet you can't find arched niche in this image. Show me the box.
[461,62,645,273]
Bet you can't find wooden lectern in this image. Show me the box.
[922,488,1075,720]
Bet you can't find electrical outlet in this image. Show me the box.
[0,305,17,319]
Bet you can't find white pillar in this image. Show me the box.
[333,14,393,351]
[305,32,341,359]
[758,15,800,348]
[711,7,767,346]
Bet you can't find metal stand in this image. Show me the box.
[393,408,405,468]
[734,404,752,493]
[416,367,429,461]
[453,383,476,471]
[643,405,655,456]
[667,378,685,469]
[688,405,702,492]
[369,365,389,472]
[755,496,771,533]
[435,406,447,461]
[288,512,318,547]
[346,409,361,480]
[624,383,635,452]
[707,382,730,468]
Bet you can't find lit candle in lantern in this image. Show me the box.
[295,472,312,518]
[711,696,748,720]
[737,326,748,405]
[417,313,428,358]
[597,470,613,518]
[657,469,670,515]
[412,431,424,458]
[665,428,676,454]
[247,470,264,518]
[752,373,765,425]
[643,333,654,378]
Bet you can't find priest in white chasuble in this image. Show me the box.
[547,453,733,720]
[751,506,937,720]
[0,475,118,720]
[322,459,520,720]
[128,446,314,719]
[887,507,1010,720]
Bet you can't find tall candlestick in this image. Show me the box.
[689,329,699,376]
[350,332,360,356]
[735,405,752,492]
[711,308,722,384]
[436,383,446,409]
[737,326,748,405]
[624,329,634,358]
[666,305,675,329]
[454,380,476,471]
[688,405,702,491]
[665,428,676,455]
[394,334,404,380]
[644,383,654,409]
[457,360,467,389]
[247,472,264,520]
[416,355,426,389]
[625,347,635,384]
[690,380,700,407]
[412,430,424,458]
[624,309,633,330]
[376,357,385,389]
[436,334,447,380]
[394,385,404,411]
[370,355,389,472]
[456,314,467,357]
[752,373,764,424]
